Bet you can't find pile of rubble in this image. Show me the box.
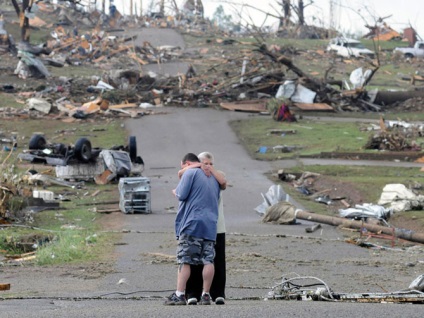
[364,118,423,151]
[1,1,424,119]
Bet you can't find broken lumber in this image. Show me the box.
[296,210,424,244]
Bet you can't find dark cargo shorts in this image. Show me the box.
[177,234,215,265]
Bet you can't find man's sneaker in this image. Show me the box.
[199,293,211,305]
[187,297,198,305]
[215,297,225,305]
[164,293,187,305]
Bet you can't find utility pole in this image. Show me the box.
[130,0,133,16]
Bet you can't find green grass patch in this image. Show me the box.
[0,93,26,108]
[0,182,120,264]
[285,165,422,201]
[229,116,384,160]
[35,230,98,265]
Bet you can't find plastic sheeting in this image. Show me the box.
[339,203,392,220]
[378,183,424,213]
[350,67,372,89]
[255,184,287,216]
[276,81,316,103]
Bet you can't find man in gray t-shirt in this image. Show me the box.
[165,153,220,306]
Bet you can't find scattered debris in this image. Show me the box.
[18,134,143,183]
[363,22,402,42]
[254,184,289,216]
[295,210,424,244]
[339,203,392,222]
[267,273,424,303]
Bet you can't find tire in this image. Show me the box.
[128,136,137,162]
[28,134,47,150]
[74,138,92,162]
[405,53,414,59]
[54,143,67,156]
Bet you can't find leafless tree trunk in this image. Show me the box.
[159,0,165,15]
[280,0,291,27]
[297,0,305,25]
[171,0,179,15]
[287,0,313,27]
[11,0,30,41]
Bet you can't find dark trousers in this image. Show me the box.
[186,233,226,301]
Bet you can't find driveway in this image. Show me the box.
[92,106,422,315]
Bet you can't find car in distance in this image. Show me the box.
[393,41,424,58]
[327,37,375,58]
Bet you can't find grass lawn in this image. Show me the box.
[0,117,127,263]
[229,114,424,231]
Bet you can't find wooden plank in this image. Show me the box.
[93,55,106,63]
[11,255,36,262]
[220,100,268,112]
[109,103,138,109]
[127,52,149,65]
[293,102,334,111]
[91,190,101,197]
[6,251,36,259]
[0,283,11,291]
[109,46,130,57]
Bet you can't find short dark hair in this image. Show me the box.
[182,153,199,164]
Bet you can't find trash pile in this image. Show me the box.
[267,273,424,303]
[255,179,424,246]
[1,1,424,119]
[364,118,423,151]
